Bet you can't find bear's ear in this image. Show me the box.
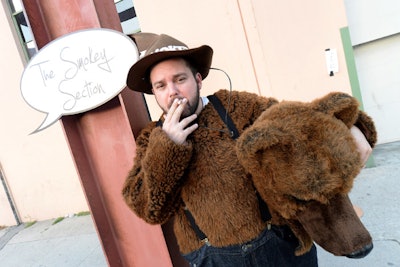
[237,123,293,168]
[311,92,359,128]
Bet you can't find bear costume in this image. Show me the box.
[236,91,377,257]
[123,89,376,258]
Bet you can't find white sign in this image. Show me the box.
[325,48,339,76]
[20,28,139,133]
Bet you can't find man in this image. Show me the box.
[122,33,373,266]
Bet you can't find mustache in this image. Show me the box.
[168,97,189,109]
[169,97,183,106]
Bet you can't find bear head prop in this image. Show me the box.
[236,92,377,258]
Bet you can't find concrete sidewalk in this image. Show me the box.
[0,141,399,266]
[0,214,107,267]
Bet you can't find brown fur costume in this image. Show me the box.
[123,90,376,257]
[236,92,377,256]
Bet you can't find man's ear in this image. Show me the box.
[196,72,202,90]
[312,92,359,128]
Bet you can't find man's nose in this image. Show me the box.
[167,82,179,96]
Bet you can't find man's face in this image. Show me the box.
[150,58,202,119]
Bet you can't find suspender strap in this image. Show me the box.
[184,208,208,242]
[158,94,272,243]
[207,95,240,139]
[186,94,272,243]
[257,191,272,223]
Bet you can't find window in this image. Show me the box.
[116,0,141,34]
[6,0,140,60]
[7,0,36,59]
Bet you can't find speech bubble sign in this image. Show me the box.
[20,28,139,134]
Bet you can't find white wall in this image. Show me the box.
[344,0,400,45]
[353,35,400,143]
[344,0,400,143]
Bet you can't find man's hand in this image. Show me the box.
[351,126,372,166]
[162,98,198,145]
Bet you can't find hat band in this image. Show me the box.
[154,45,188,53]
[139,45,189,59]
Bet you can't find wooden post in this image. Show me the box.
[21,0,173,266]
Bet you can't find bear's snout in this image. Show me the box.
[296,194,373,257]
[345,243,373,258]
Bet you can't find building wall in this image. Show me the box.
[344,0,400,46]
[0,1,88,226]
[133,0,353,120]
[344,0,400,143]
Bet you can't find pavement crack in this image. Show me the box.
[375,238,400,246]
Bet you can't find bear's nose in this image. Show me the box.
[345,243,373,258]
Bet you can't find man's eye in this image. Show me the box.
[177,76,186,83]
[154,84,165,90]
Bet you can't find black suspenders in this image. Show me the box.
[158,94,272,244]
[207,95,240,139]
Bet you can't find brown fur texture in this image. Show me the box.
[236,92,377,256]
[122,90,377,257]
[123,90,279,253]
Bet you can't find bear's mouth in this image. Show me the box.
[296,193,373,258]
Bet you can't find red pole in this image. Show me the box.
[22,0,173,266]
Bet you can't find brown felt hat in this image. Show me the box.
[126,33,213,94]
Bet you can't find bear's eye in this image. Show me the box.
[287,195,310,205]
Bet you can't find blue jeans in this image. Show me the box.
[182,227,318,267]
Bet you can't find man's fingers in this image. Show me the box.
[164,98,180,122]
[180,113,197,126]
[173,98,187,120]
[350,126,372,166]
[183,122,199,136]
[166,98,186,123]
[162,98,198,144]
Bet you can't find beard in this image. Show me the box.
[180,89,200,119]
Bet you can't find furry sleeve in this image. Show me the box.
[355,110,378,148]
[122,122,193,224]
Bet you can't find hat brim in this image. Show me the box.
[126,45,213,94]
